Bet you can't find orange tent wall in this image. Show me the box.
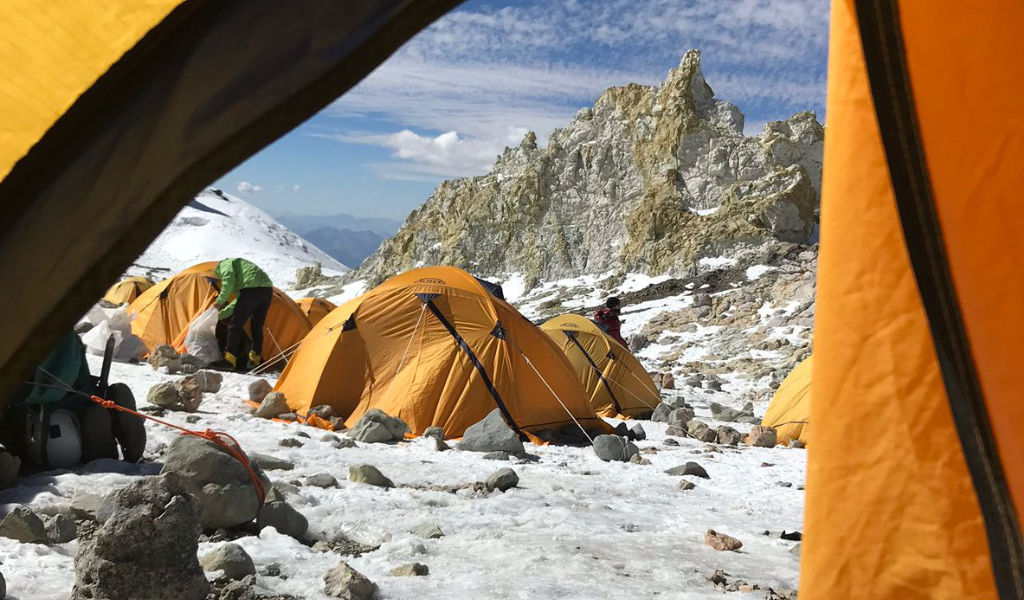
[296,297,337,326]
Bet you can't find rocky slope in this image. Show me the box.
[354,50,823,288]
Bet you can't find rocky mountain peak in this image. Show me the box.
[353,50,823,289]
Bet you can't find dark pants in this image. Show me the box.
[225,287,273,358]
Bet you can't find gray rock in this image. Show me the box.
[613,422,629,437]
[160,435,270,531]
[248,379,273,404]
[175,376,204,412]
[0,571,4,598]
[709,402,753,422]
[0,506,47,543]
[200,543,256,580]
[423,426,444,441]
[349,420,394,443]
[295,431,311,439]
[323,561,378,599]
[650,403,672,423]
[716,426,742,446]
[666,408,695,429]
[71,474,209,600]
[307,405,337,420]
[660,373,675,389]
[678,480,696,491]
[664,426,687,437]
[348,409,410,443]
[70,488,107,520]
[432,437,451,452]
[257,501,308,540]
[45,513,78,543]
[745,425,778,447]
[688,420,718,443]
[791,440,806,449]
[665,462,710,478]
[349,464,394,488]
[307,473,338,488]
[485,468,519,492]
[332,438,357,449]
[95,493,118,523]
[194,370,223,393]
[0,451,20,490]
[255,392,289,419]
[409,522,444,539]
[628,423,646,441]
[629,454,652,465]
[321,434,341,443]
[482,451,510,461]
[593,435,639,462]
[391,563,429,576]
[249,453,294,471]
[148,345,181,371]
[146,381,181,408]
[628,333,649,353]
[663,438,680,446]
[457,409,524,454]
[279,437,304,448]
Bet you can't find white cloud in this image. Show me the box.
[292,184,301,192]
[236,181,263,193]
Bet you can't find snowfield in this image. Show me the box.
[0,357,805,599]
[127,189,349,287]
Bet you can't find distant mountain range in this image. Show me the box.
[276,213,402,238]
[275,213,400,268]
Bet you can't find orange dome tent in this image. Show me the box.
[761,355,811,446]
[274,266,608,441]
[102,276,154,305]
[126,262,311,362]
[296,297,336,326]
[540,314,658,419]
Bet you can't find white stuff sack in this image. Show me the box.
[81,310,147,361]
[183,306,222,365]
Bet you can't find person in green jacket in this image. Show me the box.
[212,258,273,371]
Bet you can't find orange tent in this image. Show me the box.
[274,266,608,440]
[102,276,154,305]
[761,356,811,446]
[540,314,659,419]
[296,297,336,326]
[126,262,311,362]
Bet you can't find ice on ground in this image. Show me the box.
[745,265,777,281]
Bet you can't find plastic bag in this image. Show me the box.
[80,310,147,361]
[183,306,222,365]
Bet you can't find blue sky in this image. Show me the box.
[216,0,830,221]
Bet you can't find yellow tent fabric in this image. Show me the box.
[296,297,337,326]
[761,356,811,446]
[540,314,659,419]
[126,262,311,362]
[102,276,154,306]
[275,266,608,440]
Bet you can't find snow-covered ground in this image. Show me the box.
[127,189,348,288]
[0,357,805,599]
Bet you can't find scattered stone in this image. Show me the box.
[161,435,270,531]
[735,415,760,425]
[660,373,675,389]
[391,563,429,577]
[483,451,510,461]
[277,412,299,422]
[715,426,742,446]
[666,408,695,429]
[249,453,295,471]
[777,481,793,488]
[349,464,394,488]
[186,415,201,424]
[678,480,696,491]
[592,435,636,462]
[201,543,256,580]
[704,529,743,552]
[0,451,20,490]
[423,426,445,441]
[458,409,524,454]
[332,438,357,449]
[650,403,672,422]
[629,454,652,465]
[744,425,778,447]
[321,434,341,443]
[146,381,181,408]
[194,370,223,393]
[664,462,710,479]
[248,379,273,404]
[0,506,47,543]
[255,392,290,419]
[409,522,444,539]
[485,468,519,492]
[307,405,336,420]
[71,489,108,520]
[45,513,78,543]
[628,333,649,353]
[148,345,182,371]
[709,401,755,422]
[348,409,410,444]
[279,437,304,448]
[791,440,806,449]
[307,473,338,488]
[614,422,629,437]
[176,376,204,412]
[71,474,209,600]
[628,423,646,441]
[780,530,802,541]
[789,543,801,556]
[257,501,308,540]
[295,431,311,439]
[663,438,679,446]
[323,561,378,600]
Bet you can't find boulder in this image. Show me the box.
[255,392,290,419]
[0,506,47,543]
[349,409,409,442]
[704,529,743,551]
[248,453,294,471]
[409,522,444,539]
[665,462,710,478]
[391,563,429,577]
[160,435,270,531]
[257,501,308,541]
[349,420,395,444]
[200,543,256,580]
[709,402,754,422]
[650,403,672,423]
[349,464,394,488]
[307,473,338,488]
[687,420,718,442]
[323,561,378,600]
[457,409,524,454]
[71,488,108,520]
[0,451,20,490]
[247,379,273,404]
[666,408,695,429]
[483,451,510,461]
[485,468,519,492]
[592,435,639,462]
[194,370,223,393]
[628,423,646,441]
[45,513,78,543]
[745,425,778,448]
[715,426,742,446]
[71,474,209,600]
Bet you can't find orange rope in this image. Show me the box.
[90,395,267,505]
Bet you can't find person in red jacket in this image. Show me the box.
[594,297,627,347]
